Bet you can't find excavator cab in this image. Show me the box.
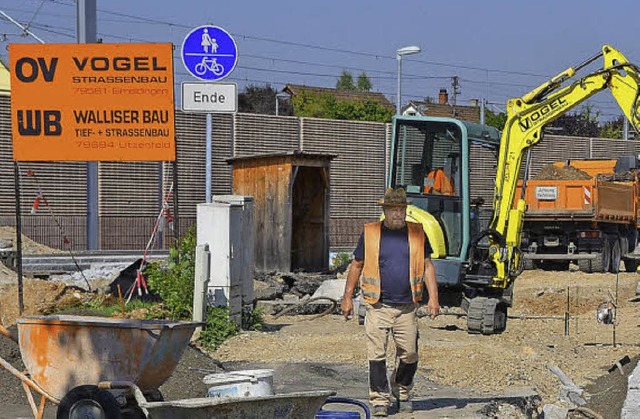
[389,116,501,292]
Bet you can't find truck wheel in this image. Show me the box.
[609,235,621,273]
[591,239,611,273]
[577,257,593,273]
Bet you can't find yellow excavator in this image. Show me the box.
[388,45,640,334]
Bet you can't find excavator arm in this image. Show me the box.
[478,45,640,291]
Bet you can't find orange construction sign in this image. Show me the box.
[9,43,175,161]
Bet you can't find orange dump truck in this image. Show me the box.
[516,156,640,272]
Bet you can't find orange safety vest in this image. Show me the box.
[360,221,426,305]
[424,168,454,195]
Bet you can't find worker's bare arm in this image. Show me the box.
[424,258,439,319]
[341,259,364,318]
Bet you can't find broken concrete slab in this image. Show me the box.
[311,279,346,300]
[543,403,568,419]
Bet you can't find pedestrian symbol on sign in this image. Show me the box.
[182,25,238,81]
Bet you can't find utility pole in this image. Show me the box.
[451,76,460,107]
[624,116,629,140]
[1,9,46,315]
[77,0,99,250]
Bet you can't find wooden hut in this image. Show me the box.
[227,151,336,272]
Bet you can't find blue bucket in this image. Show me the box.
[316,397,371,419]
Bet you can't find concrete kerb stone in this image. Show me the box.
[621,362,640,418]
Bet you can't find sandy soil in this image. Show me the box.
[0,226,63,255]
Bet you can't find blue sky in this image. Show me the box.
[1,0,638,120]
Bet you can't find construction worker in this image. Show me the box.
[423,167,454,195]
[341,188,440,416]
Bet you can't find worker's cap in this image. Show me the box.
[378,188,410,207]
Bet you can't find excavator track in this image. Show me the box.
[466,297,507,335]
[466,296,486,333]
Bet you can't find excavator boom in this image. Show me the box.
[478,45,640,293]
[386,45,640,335]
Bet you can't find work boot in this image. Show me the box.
[396,398,413,413]
[372,405,389,417]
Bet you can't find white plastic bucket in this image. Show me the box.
[204,369,274,398]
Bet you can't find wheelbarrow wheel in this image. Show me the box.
[57,385,122,419]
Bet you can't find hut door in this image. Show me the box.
[291,166,327,271]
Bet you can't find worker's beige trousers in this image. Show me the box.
[365,302,418,407]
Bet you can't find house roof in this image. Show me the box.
[402,100,480,122]
[283,84,394,110]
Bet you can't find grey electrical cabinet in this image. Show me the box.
[197,196,254,325]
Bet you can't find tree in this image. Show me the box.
[336,70,355,90]
[356,72,372,92]
[549,105,600,137]
[600,115,625,139]
[291,89,393,123]
[485,109,507,131]
[238,84,293,115]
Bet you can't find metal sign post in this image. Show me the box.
[181,25,238,203]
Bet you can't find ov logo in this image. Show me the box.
[15,57,58,82]
[17,110,62,136]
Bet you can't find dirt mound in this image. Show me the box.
[0,225,64,255]
[0,279,84,326]
[534,164,592,180]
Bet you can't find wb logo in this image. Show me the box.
[17,110,62,136]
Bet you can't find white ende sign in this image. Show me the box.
[535,186,558,200]
[181,82,237,113]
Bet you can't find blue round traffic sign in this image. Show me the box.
[181,25,238,81]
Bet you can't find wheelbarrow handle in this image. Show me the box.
[0,324,17,343]
[99,381,150,414]
[0,355,59,403]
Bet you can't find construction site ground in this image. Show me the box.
[1,266,640,418]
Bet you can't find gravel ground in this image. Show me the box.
[1,267,640,417]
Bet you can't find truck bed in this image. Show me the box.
[516,178,637,223]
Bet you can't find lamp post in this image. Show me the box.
[396,45,421,115]
[275,92,291,116]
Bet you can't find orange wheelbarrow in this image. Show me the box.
[0,315,199,418]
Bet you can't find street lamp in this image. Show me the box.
[396,45,421,115]
[275,92,291,116]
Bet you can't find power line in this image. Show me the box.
[25,0,47,29]
[0,9,45,43]
[6,2,629,118]
[29,1,563,80]
[18,21,452,83]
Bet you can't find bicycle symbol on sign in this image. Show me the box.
[195,57,225,76]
